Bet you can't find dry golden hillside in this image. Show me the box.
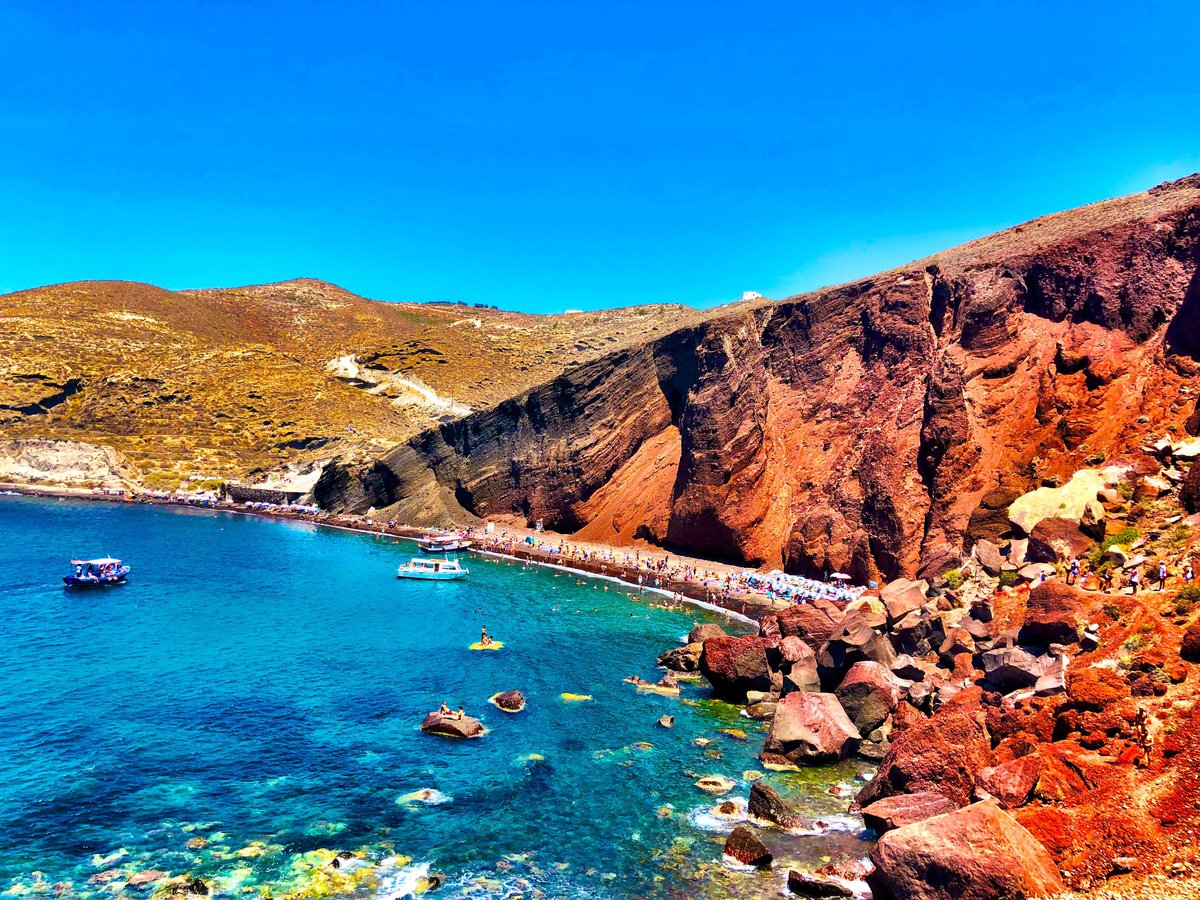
[0,278,712,487]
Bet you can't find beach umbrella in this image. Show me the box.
[830,573,851,581]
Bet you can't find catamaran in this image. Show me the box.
[64,557,130,587]
[396,557,469,581]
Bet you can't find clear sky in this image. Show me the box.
[1,1,1198,313]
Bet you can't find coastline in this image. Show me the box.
[0,482,772,626]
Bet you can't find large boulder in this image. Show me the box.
[420,711,486,739]
[723,826,772,868]
[777,604,840,647]
[780,636,821,693]
[1029,517,1094,562]
[765,692,861,764]
[1183,461,1200,514]
[974,539,1005,576]
[861,791,959,833]
[1181,621,1200,662]
[1019,582,1096,646]
[689,623,727,644]
[700,635,774,701]
[1008,469,1109,535]
[856,687,991,808]
[975,753,1043,809]
[834,661,904,734]
[869,801,1064,900]
[980,646,1045,691]
[658,642,703,672]
[880,579,928,622]
[749,781,803,829]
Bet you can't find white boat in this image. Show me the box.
[397,557,469,581]
[417,533,473,553]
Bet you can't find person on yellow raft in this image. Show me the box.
[480,627,493,646]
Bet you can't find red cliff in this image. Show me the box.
[319,174,1200,582]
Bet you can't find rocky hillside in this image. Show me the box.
[0,278,703,487]
[322,174,1200,582]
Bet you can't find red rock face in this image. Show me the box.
[869,800,1065,900]
[856,686,992,808]
[324,176,1200,581]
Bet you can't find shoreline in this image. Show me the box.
[0,482,773,626]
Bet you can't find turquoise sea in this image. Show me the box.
[0,496,870,899]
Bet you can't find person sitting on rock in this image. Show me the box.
[439,700,453,717]
[455,706,466,720]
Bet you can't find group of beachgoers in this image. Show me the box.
[1065,556,1196,594]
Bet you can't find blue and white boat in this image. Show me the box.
[64,557,130,587]
[396,557,469,581]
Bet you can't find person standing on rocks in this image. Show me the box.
[1158,560,1169,592]
[1129,568,1141,594]
[1068,558,1080,585]
[1185,563,1195,585]
[1101,569,1114,592]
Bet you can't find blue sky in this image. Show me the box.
[1,1,1198,313]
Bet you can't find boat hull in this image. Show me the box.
[396,569,469,581]
[63,571,129,587]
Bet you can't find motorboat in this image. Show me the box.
[64,557,130,587]
[397,557,469,581]
[417,532,472,553]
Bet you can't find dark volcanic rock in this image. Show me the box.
[748,781,803,829]
[981,646,1045,691]
[868,801,1064,900]
[1182,621,1200,662]
[834,661,904,734]
[1019,582,1097,646]
[658,642,703,672]
[776,605,840,647]
[786,870,856,898]
[700,635,775,701]
[723,826,773,868]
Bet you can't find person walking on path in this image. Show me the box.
[1068,558,1080,585]
[1158,560,1169,592]
[1130,568,1141,594]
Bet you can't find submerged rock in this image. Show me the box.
[787,870,856,898]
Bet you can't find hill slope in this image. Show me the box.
[0,278,707,486]
[319,174,1200,581]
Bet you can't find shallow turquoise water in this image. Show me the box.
[0,496,869,898]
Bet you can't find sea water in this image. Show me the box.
[0,496,870,898]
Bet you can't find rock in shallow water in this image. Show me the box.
[747,781,803,830]
[420,712,486,739]
[489,690,526,712]
[722,825,772,868]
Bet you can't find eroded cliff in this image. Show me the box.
[322,174,1200,582]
